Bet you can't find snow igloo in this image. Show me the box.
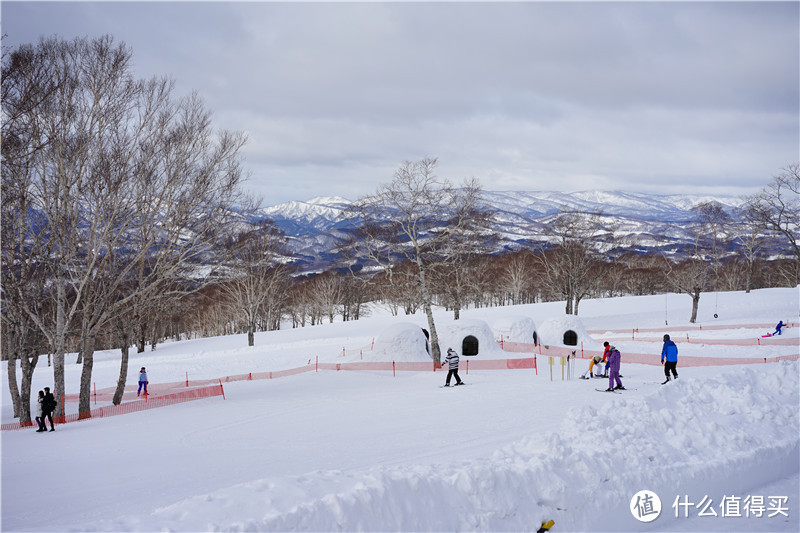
[371,322,431,362]
[537,316,602,350]
[492,316,539,346]
[438,318,505,358]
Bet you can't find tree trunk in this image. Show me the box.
[690,291,701,323]
[18,352,37,425]
[113,328,131,405]
[78,334,96,418]
[53,283,67,417]
[7,356,20,419]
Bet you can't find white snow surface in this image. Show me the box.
[370,322,431,362]
[538,315,603,350]
[492,315,538,344]
[2,288,799,532]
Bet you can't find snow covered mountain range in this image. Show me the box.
[257,190,749,271]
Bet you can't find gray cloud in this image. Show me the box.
[3,1,797,205]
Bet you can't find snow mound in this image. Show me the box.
[437,318,506,358]
[369,322,431,362]
[492,315,538,344]
[538,315,602,350]
[103,362,798,532]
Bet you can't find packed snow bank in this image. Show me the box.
[539,315,603,350]
[492,315,538,344]
[438,318,506,358]
[80,362,798,532]
[369,322,431,362]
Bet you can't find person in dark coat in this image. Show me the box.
[42,387,56,431]
[773,321,786,336]
[444,348,464,387]
[661,334,679,384]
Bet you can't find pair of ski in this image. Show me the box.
[440,383,467,388]
[595,387,636,393]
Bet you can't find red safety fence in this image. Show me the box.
[7,326,797,431]
[587,322,797,335]
[2,383,225,432]
[608,335,799,346]
[502,339,799,367]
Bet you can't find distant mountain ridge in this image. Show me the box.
[257,190,747,271]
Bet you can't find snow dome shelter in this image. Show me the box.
[438,318,505,358]
[492,316,539,346]
[371,323,431,362]
[537,316,602,350]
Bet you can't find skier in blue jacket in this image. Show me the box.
[661,334,678,384]
[137,367,149,396]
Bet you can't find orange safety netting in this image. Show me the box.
[2,383,224,431]
[6,324,796,431]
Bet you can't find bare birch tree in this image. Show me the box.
[218,220,291,346]
[341,157,491,363]
[2,36,249,414]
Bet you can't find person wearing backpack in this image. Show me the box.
[42,387,56,431]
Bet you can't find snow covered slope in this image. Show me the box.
[1,288,797,532]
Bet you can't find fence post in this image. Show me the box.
[93,382,97,406]
[393,361,396,377]
[186,372,189,387]
[534,355,538,375]
[219,379,226,400]
[466,359,469,375]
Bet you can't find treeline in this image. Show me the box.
[2,35,798,425]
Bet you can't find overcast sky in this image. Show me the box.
[3,1,798,206]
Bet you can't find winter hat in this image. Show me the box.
[603,341,609,347]
[663,334,670,341]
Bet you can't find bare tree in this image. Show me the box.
[661,209,716,323]
[743,164,800,260]
[429,180,496,319]
[2,36,249,414]
[691,201,733,284]
[537,210,608,315]
[734,207,769,293]
[218,220,291,346]
[341,157,491,363]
